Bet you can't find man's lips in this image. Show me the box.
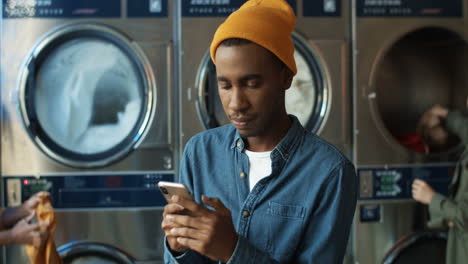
[231,118,254,128]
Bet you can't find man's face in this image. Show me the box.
[215,43,291,138]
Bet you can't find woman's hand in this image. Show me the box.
[412,179,436,205]
[9,211,49,247]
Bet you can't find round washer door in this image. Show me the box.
[382,231,447,264]
[19,23,155,168]
[58,241,136,264]
[195,33,329,133]
[372,27,467,156]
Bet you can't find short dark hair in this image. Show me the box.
[219,38,290,74]
[219,38,253,47]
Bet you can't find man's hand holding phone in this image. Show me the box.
[159,182,193,254]
[161,195,191,254]
[159,182,238,262]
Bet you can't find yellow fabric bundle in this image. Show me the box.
[26,197,63,264]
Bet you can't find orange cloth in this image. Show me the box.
[210,0,297,75]
[26,197,63,264]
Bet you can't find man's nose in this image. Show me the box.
[228,87,249,112]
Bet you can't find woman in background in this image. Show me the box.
[412,105,468,263]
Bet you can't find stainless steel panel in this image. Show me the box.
[296,0,350,41]
[354,202,428,264]
[353,3,468,264]
[179,17,224,152]
[309,40,351,155]
[1,20,174,172]
[5,208,165,263]
[1,1,176,263]
[354,19,468,166]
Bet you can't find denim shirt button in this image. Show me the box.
[240,172,247,178]
[243,210,250,217]
[237,142,242,148]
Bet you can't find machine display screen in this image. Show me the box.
[357,0,462,17]
[3,173,175,208]
[3,0,169,19]
[181,0,297,17]
[2,0,121,18]
[358,164,456,200]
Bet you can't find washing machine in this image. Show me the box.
[1,0,177,263]
[179,0,352,157]
[353,0,468,263]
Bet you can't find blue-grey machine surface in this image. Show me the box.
[352,0,468,263]
[1,0,177,263]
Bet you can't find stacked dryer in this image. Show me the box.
[1,0,177,263]
[179,0,352,156]
[353,0,468,263]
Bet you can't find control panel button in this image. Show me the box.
[7,179,22,207]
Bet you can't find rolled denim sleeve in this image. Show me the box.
[164,237,214,264]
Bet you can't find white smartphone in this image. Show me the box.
[158,181,194,202]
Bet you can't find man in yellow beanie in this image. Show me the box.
[162,0,357,263]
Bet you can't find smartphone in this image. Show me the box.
[158,181,194,202]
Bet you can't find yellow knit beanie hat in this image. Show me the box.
[210,0,297,75]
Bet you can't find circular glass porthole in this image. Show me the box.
[195,33,329,133]
[58,241,135,264]
[382,232,447,264]
[19,23,155,168]
[373,27,466,155]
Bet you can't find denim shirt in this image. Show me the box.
[164,115,357,264]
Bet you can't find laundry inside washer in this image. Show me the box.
[35,38,143,155]
[374,28,466,155]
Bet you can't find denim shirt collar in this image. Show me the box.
[230,115,304,161]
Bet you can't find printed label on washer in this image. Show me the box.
[303,0,341,17]
[182,0,297,17]
[128,0,168,17]
[357,164,456,200]
[6,179,21,207]
[2,0,121,18]
[356,0,462,17]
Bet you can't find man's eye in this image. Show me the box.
[247,81,258,87]
[218,83,231,89]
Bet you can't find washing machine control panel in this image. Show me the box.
[358,164,456,200]
[2,0,169,18]
[3,173,175,208]
[181,0,298,17]
[357,0,462,17]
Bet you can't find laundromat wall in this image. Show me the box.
[1,0,468,264]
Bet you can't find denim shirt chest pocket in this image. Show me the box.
[262,201,307,260]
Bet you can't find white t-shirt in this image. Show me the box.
[244,150,272,191]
